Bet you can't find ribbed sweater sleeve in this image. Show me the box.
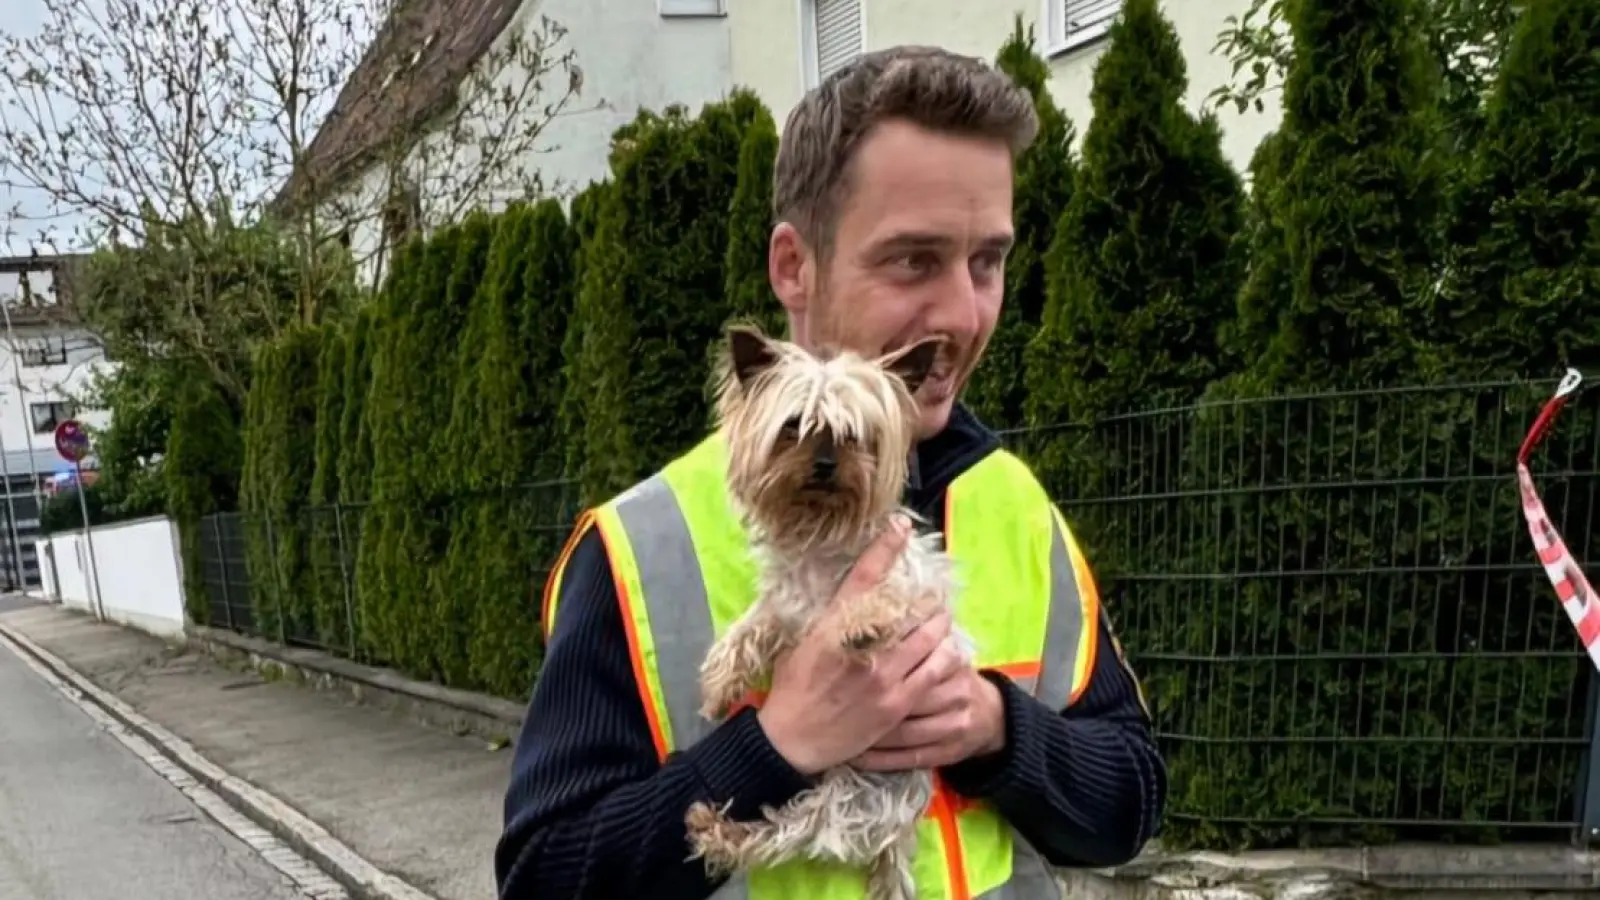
[494,529,814,900]
[939,608,1168,867]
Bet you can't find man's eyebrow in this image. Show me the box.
[874,231,1015,252]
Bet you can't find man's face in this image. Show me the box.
[771,119,1014,439]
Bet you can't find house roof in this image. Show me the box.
[269,0,526,214]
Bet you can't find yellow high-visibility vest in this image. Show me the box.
[543,434,1101,899]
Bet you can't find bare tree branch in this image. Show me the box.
[0,0,582,394]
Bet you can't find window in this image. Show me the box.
[31,400,75,434]
[802,0,865,89]
[381,181,423,249]
[19,339,67,368]
[659,0,725,15]
[1046,0,1120,54]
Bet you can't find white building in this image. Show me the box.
[0,253,114,589]
[731,0,1281,173]
[278,0,736,284]
[279,1,1282,286]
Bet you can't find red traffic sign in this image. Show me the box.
[54,418,90,463]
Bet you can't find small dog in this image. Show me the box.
[683,325,970,900]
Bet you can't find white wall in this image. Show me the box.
[331,0,736,285]
[730,0,1282,174]
[37,515,187,640]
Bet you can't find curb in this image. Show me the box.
[189,625,524,744]
[0,620,440,900]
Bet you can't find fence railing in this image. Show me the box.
[193,380,1600,850]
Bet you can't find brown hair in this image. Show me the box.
[772,45,1039,253]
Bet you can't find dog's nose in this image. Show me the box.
[812,456,836,481]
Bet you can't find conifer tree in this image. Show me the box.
[1243,0,1445,388]
[576,97,750,502]
[454,199,578,696]
[164,370,242,625]
[557,181,612,480]
[359,226,461,674]
[1441,0,1600,377]
[966,17,1076,432]
[438,204,535,689]
[722,103,784,338]
[307,323,349,649]
[1164,0,1454,848]
[336,306,375,507]
[1023,0,1244,498]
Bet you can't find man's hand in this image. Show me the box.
[756,516,954,776]
[851,644,1007,772]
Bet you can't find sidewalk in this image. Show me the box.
[0,602,507,900]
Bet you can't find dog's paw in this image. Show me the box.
[685,801,745,877]
[685,800,721,839]
[840,620,895,655]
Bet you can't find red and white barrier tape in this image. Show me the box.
[1517,368,1600,671]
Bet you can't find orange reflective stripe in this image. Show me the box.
[986,660,1039,682]
[927,773,972,900]
[1063,524,1101,706]
[541,509,596,639]
[726,688,768,718]
[592,520,671,762]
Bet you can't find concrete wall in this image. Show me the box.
[37,515,187,640]
[730,0,1283,174]
[333,0,735,284]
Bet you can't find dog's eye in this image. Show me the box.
[780,417,801,438]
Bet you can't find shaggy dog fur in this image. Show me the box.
[683,325,972,900]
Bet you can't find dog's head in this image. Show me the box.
[713,325,938,552]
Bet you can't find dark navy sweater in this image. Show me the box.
[495,407,1167,899]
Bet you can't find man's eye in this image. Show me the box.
[973,251,1005,275]
[893,252,936,274]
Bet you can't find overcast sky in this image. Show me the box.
[0,1,65,257]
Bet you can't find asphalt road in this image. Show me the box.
[0,633,306,900]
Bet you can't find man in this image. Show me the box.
[496,45,1165,900]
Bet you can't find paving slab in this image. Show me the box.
[0,603,509,900]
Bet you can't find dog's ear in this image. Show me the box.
[728,326,778,386]
[885,337,941,394]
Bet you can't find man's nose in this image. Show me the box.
[931,266,982,342]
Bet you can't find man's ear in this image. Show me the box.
[728,325,778,386]
[884,337,942,394]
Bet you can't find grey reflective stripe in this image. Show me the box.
[1034,515,1084,712]
[974,832,1059,898]
[611,474,753,899]
[611,474,721,753]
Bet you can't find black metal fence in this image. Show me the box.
[194,380,1600,849]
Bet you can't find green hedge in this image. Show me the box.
[164,368,244,624]
[308,323,350,650]
[216,10,1600,850]
[239,326,322,641]
[573,94,751,503]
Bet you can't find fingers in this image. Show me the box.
[902,667,967,718]
[879,610,951,682]
[853,740,965,773]
[836,515,912,600]
[873,701,962,749]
